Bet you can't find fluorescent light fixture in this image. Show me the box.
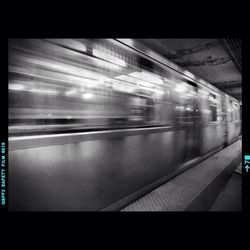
[18,56,108,81]
[154,89,164,95]
[9,84,25,91]
[29,88,58,95]
[202,109,211,114]
[65,89,77,96]
[116,75,155,89]
[129,72,163,85]
[141,72,163,85]
[174,83,187,93]
[112,81,135,93]
[82,93,93,99]
[175,105,185,110]
[186,107,193,111]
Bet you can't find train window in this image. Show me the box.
[232,102,239,121]
[209,94,217,122]
[229,100,234,122]
[137,56,154,73]
[210,105,217,122]
[235,110,239,121]
[236,105,240,121]
[186,80,198,88]
[9,39,174,135]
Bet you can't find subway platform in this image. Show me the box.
[121,138,242,211]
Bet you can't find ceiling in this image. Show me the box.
[136,39,242,103]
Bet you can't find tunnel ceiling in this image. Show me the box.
[136,39,242,103]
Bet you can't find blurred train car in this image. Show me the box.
[8,39,241,211]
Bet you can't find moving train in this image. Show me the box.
[8,39,241,211]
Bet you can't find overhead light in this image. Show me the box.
[174,83,187,93]
[141,72,163,85]
[82,93,93,99]
[65,89,77,96]
[129,72,163,85]
[29,88,58,95]
[112,81,135,93]
[19,56,107,81]
[154,89,164,95]
[175,106,185,110]
[9,84,25,91]
[116,74,157,89]
[202,109,211,114]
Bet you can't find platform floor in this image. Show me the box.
[209,163,242,211]
[121,138,242,211]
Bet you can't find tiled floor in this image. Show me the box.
[121,139,242,211]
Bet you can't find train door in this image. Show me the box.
[128,94,155,124]
[183,83,202,160]
[190,85,202,158]
[240,105,242,135]
[221,95,228,147]
[225,96,234,144]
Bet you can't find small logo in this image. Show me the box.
[245,155,250,160]
[245,165,250,173]
[244,155,250,173]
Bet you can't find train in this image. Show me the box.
[8,38,241,211]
